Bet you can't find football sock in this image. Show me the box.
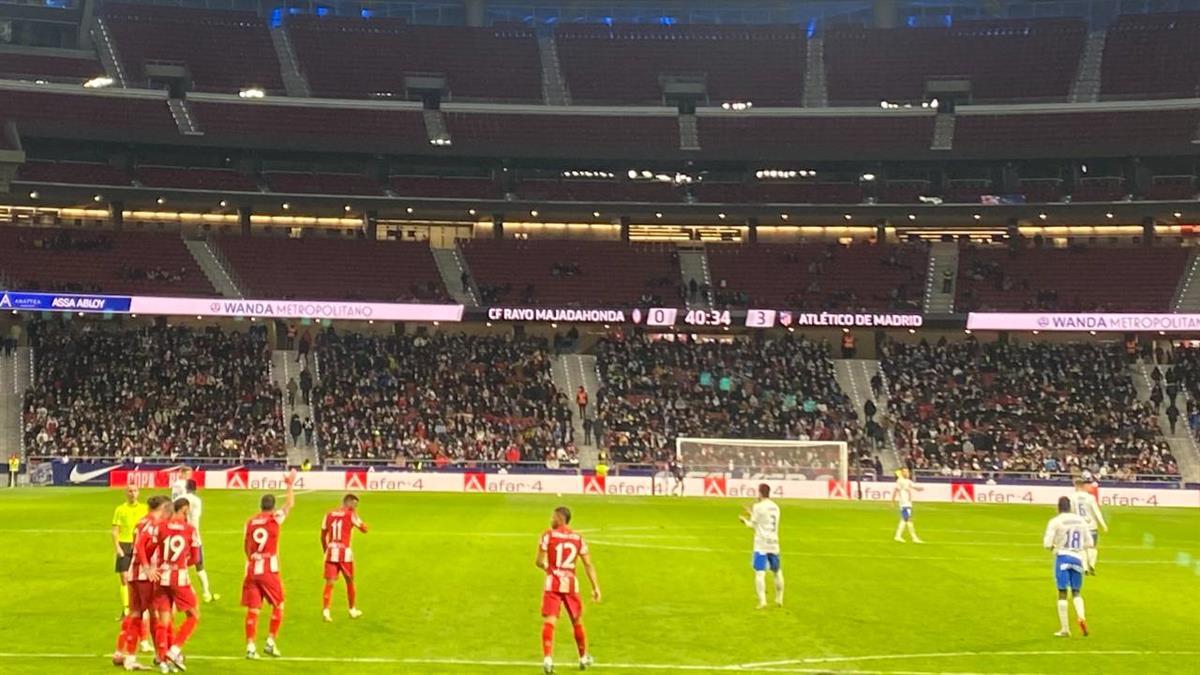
[906,522,919,539]
[1087,548,1098,569]
[120,583,130,614]
[175,616,198,648]
[154,620,170,661]
[197,570,212,596]
[116,615,134,653]
[572,623,587,657]
[245,611,259,641]
[346,581,357,609]
[894,522,906,540]
[541,622,555,657]
[269,607,283,639]
[322,584,333,610]
[1057,599,1070,633]
[1072,595,1087,622]
[123,616,141,654]
[754,571,767,605]
[774,570,785,603]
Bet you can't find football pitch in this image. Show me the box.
[0,488,1197,674]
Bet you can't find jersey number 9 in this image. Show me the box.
[251,527,270,552]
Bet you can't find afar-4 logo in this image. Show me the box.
[951,483,976,502]
[703,476,727,496]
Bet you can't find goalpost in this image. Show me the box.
[674,437,849,484]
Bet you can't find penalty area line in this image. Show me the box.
[738,650,1200,667]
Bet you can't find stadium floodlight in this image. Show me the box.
[908,213,917,220]
[592,211,600,217]
[239,87,265,99]
[717,212,726,219]
[674,437,849,484]
[28,191,38,199]
[156,197,167,205]
[1105,212,1114,219]
[219,200,228,207]
[627,170,639,179]
[83,76,114,89]
[1039,213,1048,220]
[930,98,940,108]
[860,173,876,182]
[1174,211,1183,218]
[93,194,103,202]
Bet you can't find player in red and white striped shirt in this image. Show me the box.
[151,498,202,672]
[113,495,169,671]
[320,494,368,622]
[241,471,295,660]
[536,506,601,674]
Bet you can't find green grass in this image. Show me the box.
[0,488,1197,674]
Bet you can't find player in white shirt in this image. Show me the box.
[183,479,219,603]
[1044,496,1094,637]
[1068,479,1107,573]
[739,483,783,609]
[170,467,193,501]
[892,468,924,543]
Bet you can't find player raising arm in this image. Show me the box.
[1068,478,1108,573]
[892,468,924,543]
[740,483,783,609]
[242,470,296,660]
[153,498,202,673]
[321,493,368,622]
[1044,496,1095,637]
[536,506,600,674]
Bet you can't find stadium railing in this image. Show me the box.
[912,469,1187,488]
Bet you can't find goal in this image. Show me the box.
[674,437,848,483]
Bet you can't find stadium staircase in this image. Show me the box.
[553,354,600,468]
[432,244,480,307]
[801,34,828,107]
[1134,361,1200,482]
[537,33,571,105]
[89,16,128,87]
[678,113,701,151]
[269,27,312,98]
[835,359,900,473]
[0,346,28,467]
[930,112,955,151]
[923,241,959,314]
[1171,249,1200,312]
[184,238,242,298]
[273,349,319,467]
[1069,30,1107,103]
[678,244,713,310]
[167,99,203,136]
[423,109,452,146]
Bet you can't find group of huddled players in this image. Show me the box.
[110,470,369,672]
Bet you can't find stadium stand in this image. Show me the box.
[692,181,864,204]
[312,331,575,464]
[516,179,680,203]
[0,51,103,82]
[1072,176,1128,202]
[594,333,875,467]
[263,171,383,196]
[389,176,501,200]
[553,24,807,106]
[0,228,214,296]
[1101,12,1200,100]
[824,19,1086,105]
[214,236,447,302]
[953,110,1200,157]
[16,160,132,186]
[100,3,283,94]
[881,337,1177,479]
[694,114,936,161]
[187,99,429,152]
[955,245,1190,312]
[286,17,542,102]
[0,88,176,137]
[136,165,259,192]
[460,239,681,307]
[705,242,929,310]
[444,112,681,159]
[22,321,284,460]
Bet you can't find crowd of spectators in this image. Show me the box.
[880,336,1177,479]
[312,330,576,465]
[22,320,284,460]
[118,264,188,284]
[594,332,876,474]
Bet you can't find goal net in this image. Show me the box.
[674,437,848,483]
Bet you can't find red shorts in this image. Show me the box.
[154,585,198,614]
[324,561,355,581]
[129,580,155,615]
[541,591,583,621]
[242,573,285,609]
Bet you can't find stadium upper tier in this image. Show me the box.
[26,9,1189,103]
